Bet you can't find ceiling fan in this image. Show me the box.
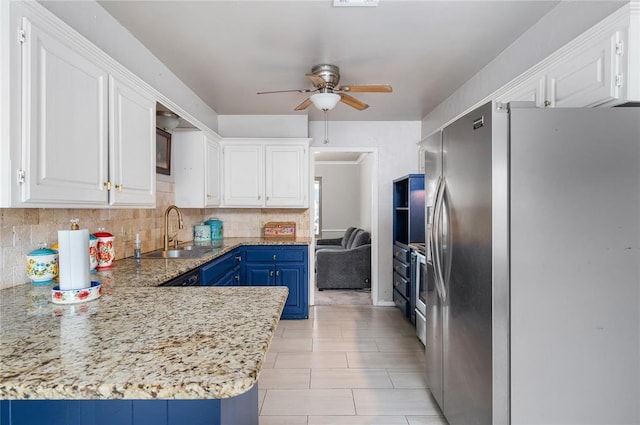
[257,64,392,112]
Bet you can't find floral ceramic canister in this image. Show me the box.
[26,246,58,284]
[89,234,98,272]
[93,229,115,270]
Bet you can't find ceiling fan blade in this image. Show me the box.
[257,88,313,95]
[340,94,369,111]
[294,98,313,111]
[337,84,393,93]
[305,73,327,88]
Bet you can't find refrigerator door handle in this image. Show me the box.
[432,178,447,302]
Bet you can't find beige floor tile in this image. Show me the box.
[262,351,277,369]
[277,319,314,329]
[375,337,425,353]
[259,368,311,389]
[308,415,409,424]
[311,369,393,389]
[388,371,427,389]
[353,389,440,416]
[275,352,348,369]
[341,328,412,338]
[258,388,267,412]
[347,352,425,369]
[284,326,343,339]
[313,338,379,352]
[260,416,308,425]
[406,416,449,425]
[261,389,356,415]
[268,338,313,352]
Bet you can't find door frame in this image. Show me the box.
[308,147,379,306]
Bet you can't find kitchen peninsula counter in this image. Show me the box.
[0,285,287,400]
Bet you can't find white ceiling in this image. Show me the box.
[98,0,560,122]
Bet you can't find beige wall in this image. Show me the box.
[0,179,309,290]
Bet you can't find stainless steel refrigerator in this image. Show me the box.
[424,101,640,425]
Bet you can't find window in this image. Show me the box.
[314,177,322,237]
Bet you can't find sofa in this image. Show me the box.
[316,228,371,290]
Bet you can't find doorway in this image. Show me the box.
[309,147,378,306]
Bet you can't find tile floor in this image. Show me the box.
[258,304,449,425]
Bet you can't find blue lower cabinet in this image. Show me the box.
[0,385,258,425]
[242,245,308,319]
[201,249,241,286]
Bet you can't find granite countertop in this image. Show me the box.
[98,237,310,288]
[0,237,303,400]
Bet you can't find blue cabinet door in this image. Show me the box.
[241,245,308,319]
[276,263,307,319]
[244,264,275,286]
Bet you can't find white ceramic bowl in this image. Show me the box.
[51,281,102,305]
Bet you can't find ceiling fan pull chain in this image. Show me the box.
[324,110,330,144]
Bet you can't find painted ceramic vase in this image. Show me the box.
[93,230,115,270]
[89,234,98,272]
[26,247,58,284]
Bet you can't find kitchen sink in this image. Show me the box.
[142,245,219,259]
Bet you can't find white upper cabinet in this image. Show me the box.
[544,31,622,107]
[20,17,109,206]
[497,5,638,108]
[222,139,310,208]
[108,76,155,207]
[173,130,221,208]
[3,7,158,208]
[222,143,264,207]
[265,145,308,207]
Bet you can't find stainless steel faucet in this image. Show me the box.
[163,205,184,251]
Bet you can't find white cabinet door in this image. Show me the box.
[497,76,544,107]
[173,131,221,208]
[223,144,263,207]
[545,32,621,107]
[204,137,221,207]
[108,76,155,207]
[265,145,308,207]
[20,17,108,206]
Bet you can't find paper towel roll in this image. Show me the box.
[58,229,90,290]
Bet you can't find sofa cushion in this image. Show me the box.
[351,231,370,248]
[341,227,357,248]
[346,229,362,249]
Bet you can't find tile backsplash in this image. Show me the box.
[0,180,309,290]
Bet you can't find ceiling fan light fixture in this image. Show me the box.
[310,93,341,111]
[156,110,180,132]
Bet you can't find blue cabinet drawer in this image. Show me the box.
[244,247,306,263]
[200,249,240,286]
[393,271,410,299]
[393,259,410,279]
[393,289,409,317]
[393,243,410,263]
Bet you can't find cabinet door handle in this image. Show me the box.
[275,270,280,277]
[234,275,240,281]
[115,184,123,192]
[272,254,277,261]
[266,195,270,200]
[103,181,112,190]
[235,256,242,262]
[269,270,274,277]
[258,195,261,200]
[207,194,211,199]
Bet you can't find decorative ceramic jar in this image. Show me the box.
[26,247,58,284]
[193,223,211,243]
[93,229,115,270]
[205,218,224,241]
[89,234,98,272]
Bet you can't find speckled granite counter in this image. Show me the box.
[0,285,288,400]
[96,237,310,288]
